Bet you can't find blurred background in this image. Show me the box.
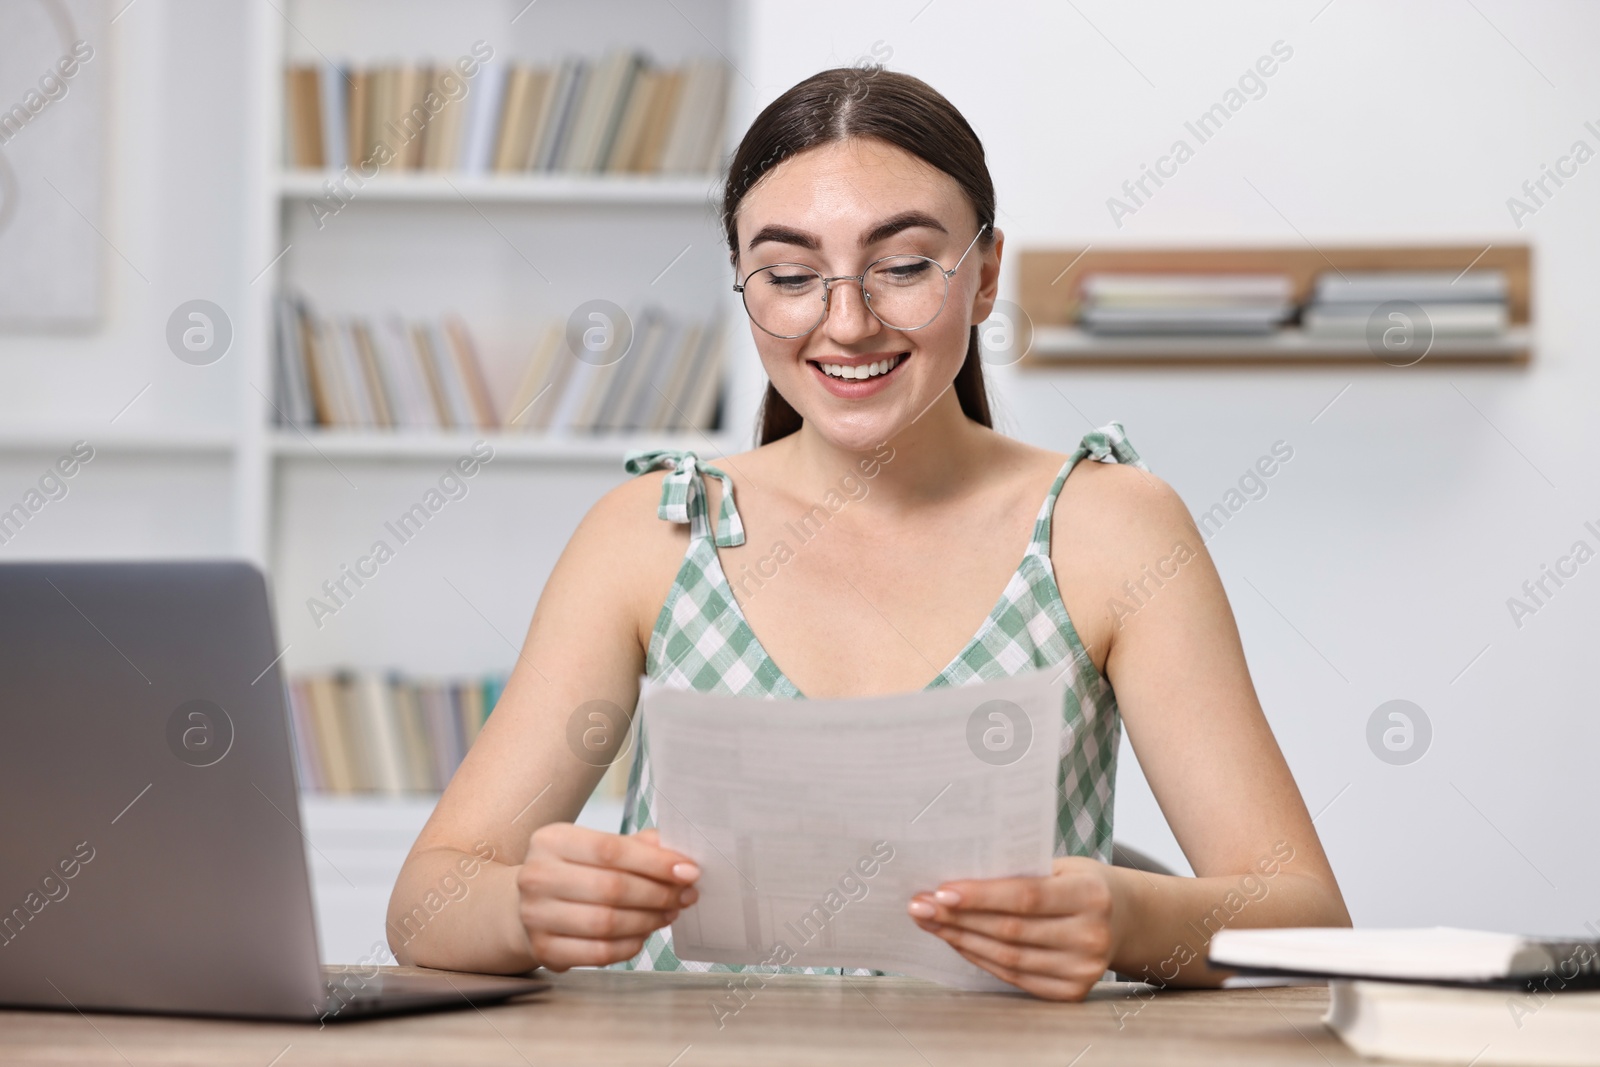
[2,0,1595,963]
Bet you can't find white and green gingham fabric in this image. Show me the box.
[612,423,1147,975]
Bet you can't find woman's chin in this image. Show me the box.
[768,357,963,451]
[796,412,905,454]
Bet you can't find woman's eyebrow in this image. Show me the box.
[745,211,948,253]
[860,210,947,247]
[747,224,819,252]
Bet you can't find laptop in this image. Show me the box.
[0,560,548,1021]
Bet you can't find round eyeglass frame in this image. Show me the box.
[732,224,991,339]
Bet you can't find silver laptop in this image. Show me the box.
[0,561,547,1021]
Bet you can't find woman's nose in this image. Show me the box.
[821,279,882,344]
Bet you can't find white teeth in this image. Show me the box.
[821,356,901,380]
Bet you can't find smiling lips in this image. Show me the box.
[808,353,909,395]
[813,353,907,380]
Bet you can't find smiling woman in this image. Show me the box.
[722,70,999,447]
[389,66,1350,1003]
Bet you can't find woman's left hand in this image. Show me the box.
[907,856,1126,1001]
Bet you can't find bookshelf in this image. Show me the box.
[246,0,756,672]
[244,4,755,565]
[227,0,756,957]
[1016,244,1533,367]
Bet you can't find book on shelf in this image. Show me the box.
[272,295,724,435]
[1076,273,1295,336]
[459,59,507,175]
[504,325,565,430]
[1302,269,1510,340]
[1311,269,1508,306]
[283,50,728,176]
[1302,302,1508,338]
[286,671,633,800]
[1079,306,1293,334]
[1079,273,1295,306]
[284,65,324,169]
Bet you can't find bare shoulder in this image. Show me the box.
[584,464,675,533]
[995,435,1192,543]
[1047,453,1204,664]
[1055,457,1196,550]
[571,446,771,638]
[564,468,693,649]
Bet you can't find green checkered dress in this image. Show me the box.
[612,423,1146,974]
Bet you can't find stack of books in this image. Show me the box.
[1301,270,1509,339]
[273,297,724,434]
[286,671,634,799]
[501,313,725,435]
[286,673,501,795]
[1076,274,1295,335]
[283,52,729,176]
[1211,926,1600,1065]
[273,300,496,430]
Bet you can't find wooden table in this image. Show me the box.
[0,968,1359,1066]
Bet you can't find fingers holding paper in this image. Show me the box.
[516,824,700,971]
[907,856,1122,1001]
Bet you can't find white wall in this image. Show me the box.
[745,0,1600,935]
[0,0,249,556]
[6,0,1597,942]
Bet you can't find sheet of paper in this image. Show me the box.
[638,666,1065,991]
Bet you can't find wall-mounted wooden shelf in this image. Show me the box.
[1016,244,1532,367]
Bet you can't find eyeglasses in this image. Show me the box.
[733,224,990,339]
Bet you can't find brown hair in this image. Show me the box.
[722,67,997,447]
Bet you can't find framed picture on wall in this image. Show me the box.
[0,0,107,330]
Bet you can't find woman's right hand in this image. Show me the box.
[515,824,700,971]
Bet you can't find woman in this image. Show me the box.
[389,67,1349,1001]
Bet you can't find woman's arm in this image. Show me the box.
[909,461,1350,999]
[387,474,700,974]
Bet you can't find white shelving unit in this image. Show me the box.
[305,794,626,965]
[0,428,239,455]
[234,0,756,960]
[269,428,740,462]
[246,0,758,549]
[278,169,721,205]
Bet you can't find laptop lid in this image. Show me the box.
[0,560,329,1018]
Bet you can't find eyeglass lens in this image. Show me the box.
[742,254,948,337]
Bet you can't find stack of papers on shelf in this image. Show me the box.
[1076,273,1294,335]
[1301,269,1509,338]
[1210,927,1600,1065]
